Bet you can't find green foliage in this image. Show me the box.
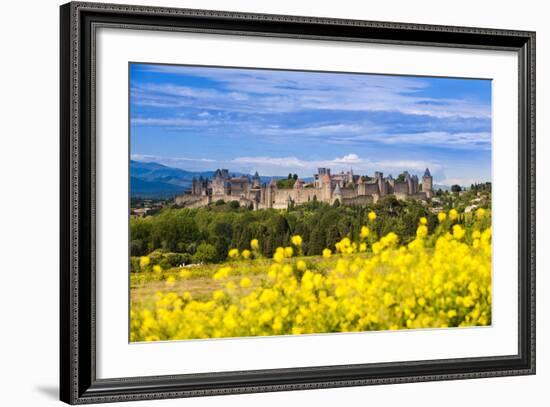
[130,256,142,273]
[130,197,459,265]
[470,182,492,192]
[193,243,218,264]
[451,184,462,193]
[276,178,296,189]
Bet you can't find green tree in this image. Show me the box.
[451,184,462,193]
[192,243,218,263]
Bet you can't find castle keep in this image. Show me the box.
[175,167,433,210]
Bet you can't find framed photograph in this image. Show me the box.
[60,1,535,404]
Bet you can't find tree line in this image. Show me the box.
[130,196,443,265]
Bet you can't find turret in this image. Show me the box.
[191,177,197,195]
[265,179,277,208]
[252,171,261,188]
[375,171,386,196]
[406,172,413,195]
[422,168,433,198]
[333,183,342,204]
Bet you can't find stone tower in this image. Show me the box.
[333,183,342,204]
[321,174,332,202]
[266,179,276,208]
[422,168,433,198]
[375,171,386,196]
[252,171,261,188]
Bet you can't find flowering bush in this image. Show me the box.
[131,209,491,342]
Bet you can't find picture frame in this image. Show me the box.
[60,1,536,404]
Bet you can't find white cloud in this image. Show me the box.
[339,131,492,150]
[230,154,441,178]
[131,154,216,163]
[131,66,491,119]
[439,177,480,187]
[256,123,491,150]
[232,156,310,168]
[131,117,215,127]
[332,154,361,164]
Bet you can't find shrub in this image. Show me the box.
[192,243,218,264]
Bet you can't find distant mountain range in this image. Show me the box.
[130,160,213,198]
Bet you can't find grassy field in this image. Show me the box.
[131,254,368,304]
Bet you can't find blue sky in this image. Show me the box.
[130,63,492,186]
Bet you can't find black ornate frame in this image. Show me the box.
[60,2,536,404]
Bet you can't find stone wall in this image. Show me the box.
[270,188,319,208]
[363,183,380,195]
[393,181,409,195]
[175,195,211,208]
[342,195,374,206]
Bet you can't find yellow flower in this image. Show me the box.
[213,290,225,300]
[383,292,394,307]
[228,248,239,259]
[449,209,459,220]
[273,247,285,263]
[250,239,260,250]
[368,211,377,221]
[131,206,493,341]
[452,224,465,240]
[292,327,303,335]
[291,235,303,246]
[476,207,486,219]
[179,269,191,279]
[416,225,428,238]
[419,217,428,225]
[360,226,370,239]
[139,256,150,268]
[240,277,252,288]
[153,264,162,274]
[213,266,231,280]
[259,310,273,324]
[284,246,294,258]
[272,320,283,332]
[437,212,447,222]
[241,249,251,259]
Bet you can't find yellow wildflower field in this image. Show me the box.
[130,209,491,342]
